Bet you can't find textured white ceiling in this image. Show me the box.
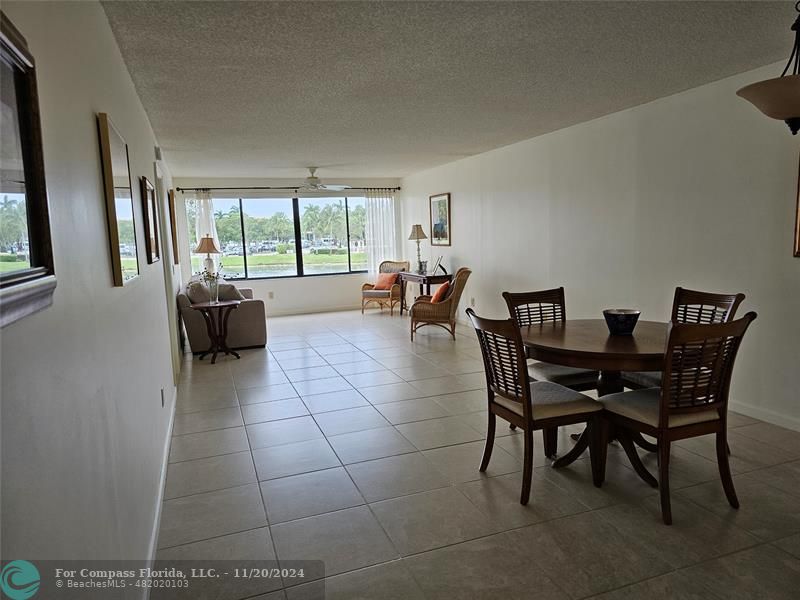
[102,1,793,178]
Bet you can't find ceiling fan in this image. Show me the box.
[300,167,351,191]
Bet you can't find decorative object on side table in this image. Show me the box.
[195,234,220,274]
[0,12,57,328]
[201,270,221,303]
[603,309,641,336]
[140,176,160,264]
[736,3,800,134]
[429,193,451,246]
[408,224,427,273]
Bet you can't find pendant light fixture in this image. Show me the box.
[737,2,800,134]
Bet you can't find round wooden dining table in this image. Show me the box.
[519,319,669,467]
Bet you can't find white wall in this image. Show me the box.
[400,62,800,430]
[1,0,176,566]
[173,177,401,315]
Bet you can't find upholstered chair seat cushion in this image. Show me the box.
[621,371,662,388]
[362,289,393,297]
[527,360,598,387]
[600,387,719,428]
[494,381,601,421]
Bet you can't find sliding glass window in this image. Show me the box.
[187,197,367,280]
[242,198,299,278]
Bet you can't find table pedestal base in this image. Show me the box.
[198,304,241,365]
[554,369,660,486]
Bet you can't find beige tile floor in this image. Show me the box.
[157,310,800,599]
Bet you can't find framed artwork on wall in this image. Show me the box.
[168,188,179,264]
[141,176,160,264]
[0,12,57,327]
[97,112,139,286]
[429,192,451,246]
[795,155,800,257]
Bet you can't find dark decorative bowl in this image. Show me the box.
[603,309,641,336]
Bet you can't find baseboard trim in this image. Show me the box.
[145,384,177,595]
[268,304,364,317]
[729,400,800,433]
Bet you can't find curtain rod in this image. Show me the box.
[176,186,401,193]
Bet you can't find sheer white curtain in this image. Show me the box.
[364,189,398,274]
[194,190,221,272]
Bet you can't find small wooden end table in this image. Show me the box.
[398,271,453,315]
[190,300,242,364]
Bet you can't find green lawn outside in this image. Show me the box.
[0,255,31,273]
[190,252,367,274]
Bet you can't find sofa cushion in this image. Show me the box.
[218,283,245,301]
[186,281,211,304]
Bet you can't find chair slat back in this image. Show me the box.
[466,308,530,417]
[502,287,566,326]
[672,287,745,324]
[660,312,756,424]
[380,260,410,274]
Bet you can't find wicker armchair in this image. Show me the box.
[410,267,472,340]
[361,260,409,315]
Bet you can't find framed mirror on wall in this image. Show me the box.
[168,188,179,265]
[0,12,56,328]
[97,112,139,286]
[141,176,160,264]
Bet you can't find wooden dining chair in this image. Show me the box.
[502,288,599,458]
[622,287,745,389]
[597,312,757,524]
[466,308,605,505]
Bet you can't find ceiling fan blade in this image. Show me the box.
[320,184,352,191]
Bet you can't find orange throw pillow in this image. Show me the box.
[431,281,450,303]
[373,272,398,290]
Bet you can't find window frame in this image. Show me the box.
[0,12,56,328]
[195,196,368,281]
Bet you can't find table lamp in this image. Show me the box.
[194,235,221,274]
[408,224,427,273]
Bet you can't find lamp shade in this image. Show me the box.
[194,235,221,254]
[736,74,800,134]
[408,224,428,241]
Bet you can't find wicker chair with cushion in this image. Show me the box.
[361,260,409,315]
[467,308,605,505]
[410,267,471,340]
[622,287,745,389]
[598,312,757,524]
